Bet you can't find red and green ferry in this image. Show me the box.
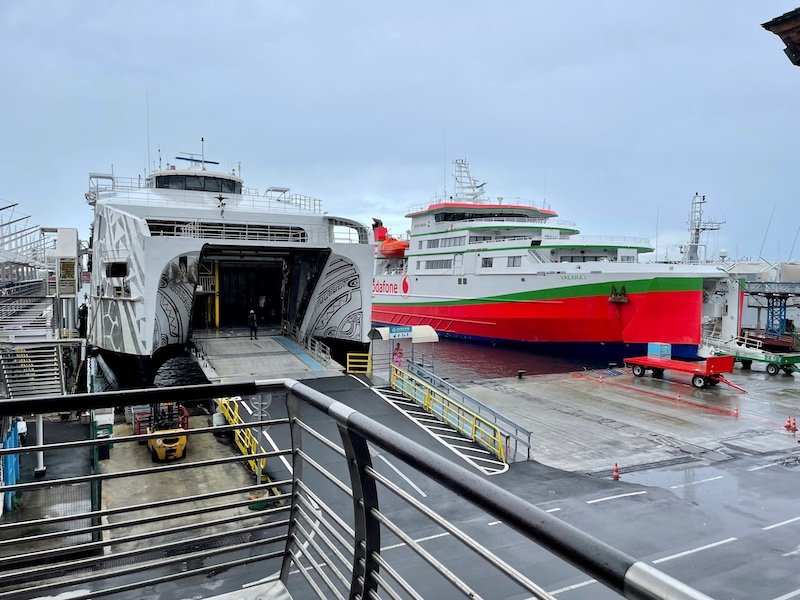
[372,160,728,359]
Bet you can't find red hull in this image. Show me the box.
[373,290,703,345]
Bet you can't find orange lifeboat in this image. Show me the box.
[379,237,409,258]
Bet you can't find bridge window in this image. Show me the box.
[507,256,522,267]
[155,175,241,194]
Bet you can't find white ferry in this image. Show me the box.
[86,148,372,386]
[373,159,730,359]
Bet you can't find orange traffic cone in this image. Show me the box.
[733,405,739,418]
[786,416,793,431]
[612,463,620,481]
[793,418,798,433]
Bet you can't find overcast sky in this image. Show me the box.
[1,1,798,262]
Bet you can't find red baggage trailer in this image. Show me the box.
[624,355,744,391]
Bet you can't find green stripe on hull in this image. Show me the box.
[374,277,705,308]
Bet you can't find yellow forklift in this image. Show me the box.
[135,402,189,462]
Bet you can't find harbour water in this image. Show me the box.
[153,339,598,388]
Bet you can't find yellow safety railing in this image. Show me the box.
[389,365,506,462]
[346,352,372,374]
[216,396,266,477]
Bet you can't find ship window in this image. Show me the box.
[441,236,466,248]
[106,262,128,278]
[481,257,493,268]
[155,175,241,194]
[427,239,440,249]
[185,176,203,191]
[418,241,423,250]
[156,175,187,189]
[507,256,522,267]
[424,259,452,269]
[204,177,221,192]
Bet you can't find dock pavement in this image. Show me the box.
[460,364,800,474]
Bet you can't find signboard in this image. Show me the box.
[388,325,412,339]
[58,258,77,296]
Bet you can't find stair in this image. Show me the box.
[0,345,64,397]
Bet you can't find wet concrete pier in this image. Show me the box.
[460,364,800,474]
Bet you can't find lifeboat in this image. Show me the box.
[379,237,409,258]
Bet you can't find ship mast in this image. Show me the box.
[452,159,487,202]
[683,193,723,264]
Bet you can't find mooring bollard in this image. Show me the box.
[517,369,526,379]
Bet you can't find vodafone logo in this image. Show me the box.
[373,276,410,296]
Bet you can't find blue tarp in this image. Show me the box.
[2,423,20,512]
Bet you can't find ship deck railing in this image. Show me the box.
[0,381,710,600]
[411,215,577,227]
[543,234,652,247]
[89,178,324,214]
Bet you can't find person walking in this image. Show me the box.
[392,342,404,367]
[247,309,258,340]
[16,417,27,445]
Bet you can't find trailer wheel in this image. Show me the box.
[631,364,646,377]
[740,360,752,370]
[692,375,707,389]
[766,363,780,376]
[708,379,719,386]
[652,369,664,379]
[783,366,795,375]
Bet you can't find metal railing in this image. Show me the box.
[543,234,652,247]
[0,381,711,600]
[390,365,507,462]
[89,177,324,214]
[281,320,333,366]
[406,360,534,462]
[345,352,371,374]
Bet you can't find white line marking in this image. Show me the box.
[375,387,509,476]
[452,444,491,454]
[669,475,723,489]
[763,516,800,531]
[381,531,449,551]
[349,375,370,388]
[377,454,427,498]
[549,579,596,595]
[652,537,737,564]
[546,507,562,513]
[488,520,501,526]
[586,491,647,504]
[773,588,800,600]
[262,431,293,475]
[469,455,505,465]
[782,548,800,558]
[241,402,253,415]
[747,463,778,472]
